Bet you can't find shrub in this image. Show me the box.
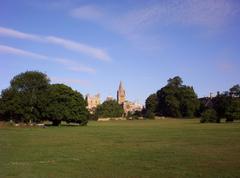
[225,98,240,122]
[145,110,155,119]
[200,109,218,123]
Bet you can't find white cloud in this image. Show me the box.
[70,5,103,21]
[0,45,48,60]
[112,0,239,36]
[0,26,111,61]
[69,1,240,41]
[0,44,95,74]
[0,27,42,42]
[45,36,110,61]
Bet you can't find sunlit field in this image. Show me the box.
[1,119,240,178]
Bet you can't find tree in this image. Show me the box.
[229,84,240,97]
[0,71,50,123]
[200,109,218,123]
[155,76,199,118]
[96,100,124,118]
[178,86,199,118]
[43,84,88,126]
[0,71,88,126]
[145,110,155,119]
[167,76,183,87]
[225,98,240,122]
[212,95,231,119]
[145,93,158,113]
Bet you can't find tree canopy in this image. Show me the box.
[0,71,50,122]
[198,84,240,122]
[43,84,88,126]
[145,93,158,113]
[229,84,240,97]
[96,100,124,118]
[0,71,88,125]
[145,76,199,118]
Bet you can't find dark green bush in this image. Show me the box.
[200,109,218,123]
[145,110,155,119]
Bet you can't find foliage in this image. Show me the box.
[0,71,49,123]
[200,109,218,123]
[225,98,240,122]
[43,84,88,126]
[126,110,143,120]
[145,93,158,113]
[0,71,88,125]
[96,100,124,118]
[145,110,155,119]
[212,94,231,119]
[156,76,199,118]
[167,76,183,87]
[229,84,240,97]
[199,84,240,122]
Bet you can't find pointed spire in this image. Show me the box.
[119,81,123,90]
[117,81,125,104]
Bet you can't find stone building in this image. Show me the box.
[123,101,143,114]
[86,93,100,113]
[117,81,143,114]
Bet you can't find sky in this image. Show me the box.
[0,0,240,104]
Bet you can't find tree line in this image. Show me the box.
[0,71,239,125]
[144,76,240,123]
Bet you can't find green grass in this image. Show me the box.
[1,119,240,178]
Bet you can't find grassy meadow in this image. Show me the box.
[0,119,240,178]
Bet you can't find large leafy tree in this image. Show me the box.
[96,100,124,118]
[0,71,50,122]
[145,93,158,113]
[43,84,88,126]
[225,98,240,122]
[0,71,88,125]
[155,76,199,118]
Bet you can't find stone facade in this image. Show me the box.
[86,94,100,113]
[117,81,143,114]
[86,82,143,116]
[123,101,143,114]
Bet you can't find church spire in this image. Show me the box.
[119,81,123,90]
[117,81,125,104]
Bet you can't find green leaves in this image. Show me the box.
[147,76,199,118]
[0,71,88,125]
[43,84,88,125]
[96,100,124,118]
[200,109,218,123]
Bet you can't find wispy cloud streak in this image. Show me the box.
[0,44,96,74]
[0,26,111,61]
[70,1,240,40]
[0,27,42,41]
[0,45,48,60]
[45,36,110,61]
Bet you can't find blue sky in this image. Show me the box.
[0,0,240,104]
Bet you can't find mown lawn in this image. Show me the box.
[0,119,240,178]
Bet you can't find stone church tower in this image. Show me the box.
[117,81,125,104]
